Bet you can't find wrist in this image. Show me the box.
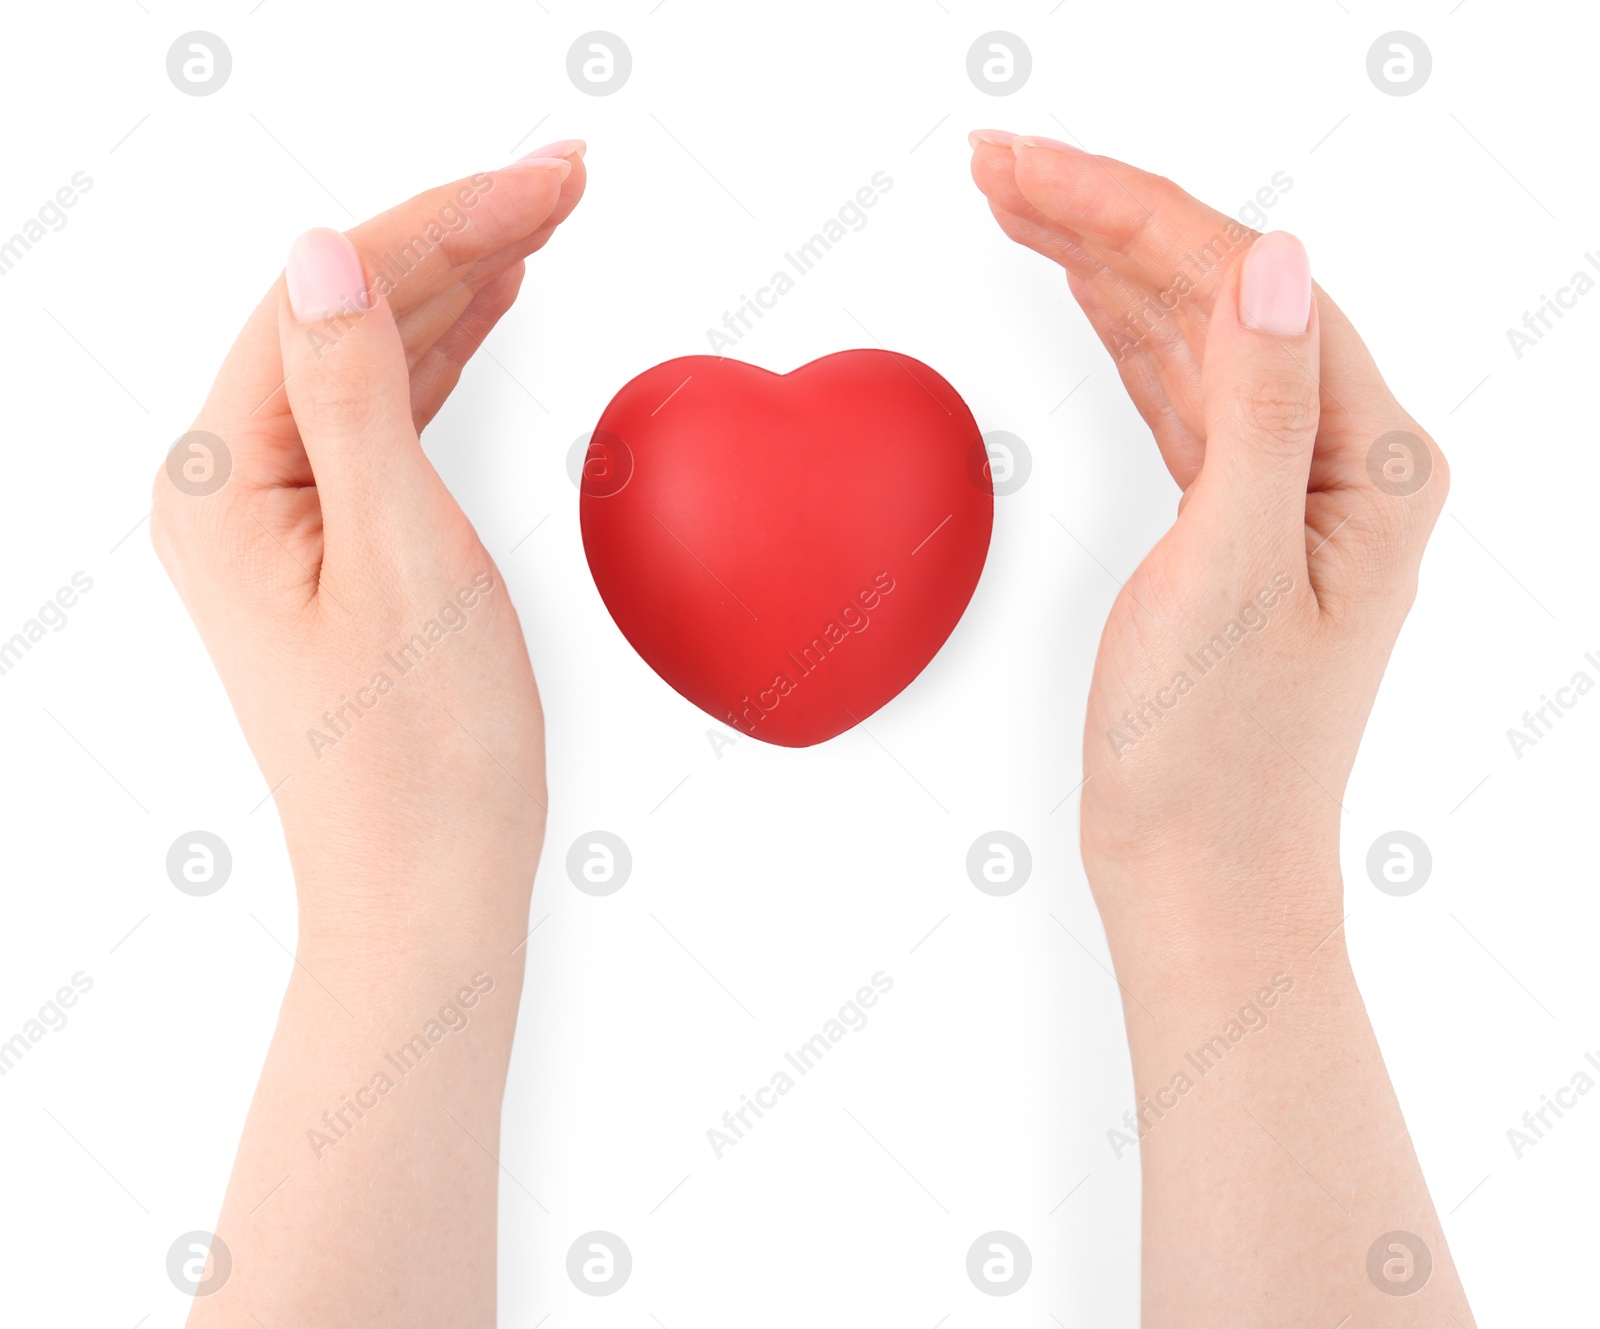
[282,932,527,1088]
[1101,910,1362,1103]
[1085,849,1348,1000]
[287,855,538,1036]
[283,821,543,955]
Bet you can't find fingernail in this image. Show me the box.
[513,138,585,164]
[505,156,573,181]
[968,128,1016,149]
[285,227,371,323]
[1012,135,1086,154]
[1239,231,1313,335]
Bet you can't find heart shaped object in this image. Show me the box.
[579,351,993,747]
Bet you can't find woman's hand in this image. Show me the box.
[970,131,1447,950]
[154,143,585,1328]
[155,145,584,957]
[970,132,1474,1328]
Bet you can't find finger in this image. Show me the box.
[983,196,1097,274]
[344,146,580,327]
[1044,262,1206,487]
[276,228,441,576]
[392,145,588,369]
[1009,138,1243,310]
[971,134,1102,277]
[1006,143,1405,433]
[1187,231,1321,568]
[204,153,579,438]
[470,142,589,272]
[979,191,1203,489]
[973,134,1207,483]
[409,261,526,431]
[1004,141,1441,506]
[989,137,1448,608]
[973,133,1085,241]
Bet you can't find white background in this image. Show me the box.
[1,1,1595,1324]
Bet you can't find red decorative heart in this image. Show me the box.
[579,352,992,747]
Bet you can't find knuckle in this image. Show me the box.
[149,469,183,566]
[1382,421,1449,516]
[1113,201,1159,261]
[149,508,177,572]
[149,462,255,580]
[1238,378,1320,454]
[1420,430,1450,506]
[1358,499,1417,564]
[297,353,387,427]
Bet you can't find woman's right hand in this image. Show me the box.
[968,132,1473,1328]
[969,132,1448,957]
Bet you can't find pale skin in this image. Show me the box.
[971,130,1472,1325]
[155,141,586,1327]
[152,129,1473,1326]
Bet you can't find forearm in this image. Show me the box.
[1100,870,1475,1328]
[148,154,569,1329]
[188,920,527,1329]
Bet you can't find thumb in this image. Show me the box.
[277,227,438,570]
[1190,231,1320,561]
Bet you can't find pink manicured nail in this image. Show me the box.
[506,156,573,181]
[513,138,585,164]
[285,228,371,323]
[1239,231,1313,335]
[1012,135,1086,154]
[968,128,1016,148]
